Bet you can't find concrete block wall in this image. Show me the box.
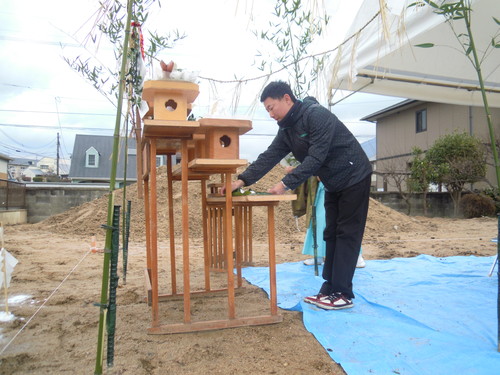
[25,184,109,223]
[370,192,456,217]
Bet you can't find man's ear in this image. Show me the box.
[283,94,293,104]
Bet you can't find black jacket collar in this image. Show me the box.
[277,100,302,128]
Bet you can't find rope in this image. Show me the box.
[0,249,91,356]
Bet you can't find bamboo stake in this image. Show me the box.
[94,1,133,373]
[463,3,500,352]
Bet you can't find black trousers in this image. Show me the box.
[320,174,371,299]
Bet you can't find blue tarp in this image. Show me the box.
[241,255,500,374]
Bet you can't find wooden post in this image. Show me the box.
[181,139,191,323]
[267,205,278,316]
[166,154,177,295]
[224,172,236,319]
[235,206,243,288]
[150,139,159,327]
[201,180,211,291]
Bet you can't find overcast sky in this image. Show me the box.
[0,0,403,171]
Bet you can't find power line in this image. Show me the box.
[0,109,115,117]
[0,123,113,132]
[0,34,81,48]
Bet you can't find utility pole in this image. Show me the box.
[57,132,60,177]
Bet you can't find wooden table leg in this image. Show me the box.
[149,139,159,327]
[247,206,253,263]
[217,207,223,269]
[235,206,243,288]
[201,180,211,291]
[181,140,191,323]
[267,204,278,316]
[224,173,236,319]
[166,154,177,295]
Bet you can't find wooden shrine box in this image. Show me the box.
[142,80,199,121]
[198,118,252,159]
[187,133,205,162]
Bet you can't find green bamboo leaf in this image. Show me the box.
[415,43,435,48]
[493,17,500,25]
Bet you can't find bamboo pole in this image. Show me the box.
[94,1,133,373]
[463,3,500,352]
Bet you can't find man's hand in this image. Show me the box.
[221,179,245,194]
[268,181,288,195]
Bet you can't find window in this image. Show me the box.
[85,147,99,168]
[416,109,427,133]
[156,155,165,167]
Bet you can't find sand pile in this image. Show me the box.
[34,164,429,242]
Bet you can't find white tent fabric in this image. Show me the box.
[329,0,500,108]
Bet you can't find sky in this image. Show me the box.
[0,0,404,172]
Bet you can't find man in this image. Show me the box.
[227,81,372,310]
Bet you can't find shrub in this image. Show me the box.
[482,187,500,214]
[460,193,496,218]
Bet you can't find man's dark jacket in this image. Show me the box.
[238,97,372,193]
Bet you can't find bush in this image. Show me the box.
[460,193,496,218]
[482,187,500,214]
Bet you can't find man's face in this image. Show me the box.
[263,94,294,122]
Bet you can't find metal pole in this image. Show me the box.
[106,205,121,368]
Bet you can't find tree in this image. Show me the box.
[382,160,414,215]
[408,147,435,216]
[425,132,486,216]
[253,0,329,98]
[411,0,500,188]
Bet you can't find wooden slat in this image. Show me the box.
[188,158,247,173]
[198,117,253,135]
[201,180,211,291]
[166,154,177,295]
[142,80,199,103]
[148,315,283,335]
[207,194,297,203]
[143,119,199,137]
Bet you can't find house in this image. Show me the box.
[8,158,37,181]
[36,156,71,176]
[362,100,500,192]
[0,153,10,180]
[22,166,45,181]
[69,134,138,187]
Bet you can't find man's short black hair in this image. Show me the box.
[260,81,297,103]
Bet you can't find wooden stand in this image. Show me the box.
[140,80,296,334]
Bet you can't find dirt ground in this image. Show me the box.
[0,165,498,374]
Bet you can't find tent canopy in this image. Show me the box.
[329,0,500,108]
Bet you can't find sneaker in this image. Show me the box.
[303,293,328,306]
[303,257,325,266]
[315,292,353,310]
[356,254,366,268]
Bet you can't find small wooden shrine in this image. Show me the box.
[138,79,295,334]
